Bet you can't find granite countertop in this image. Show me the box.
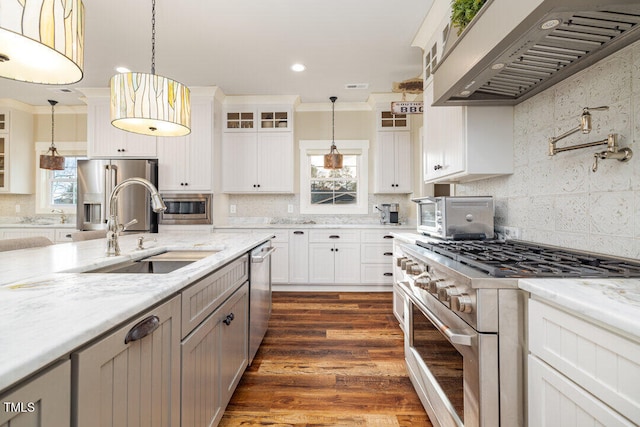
[519,278,640,341]
[0,231,272,393]
[0,222,76,228]
[214,223,416,230]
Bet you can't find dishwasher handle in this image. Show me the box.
[251,246,276,263]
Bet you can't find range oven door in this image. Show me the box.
[404,287,499,427]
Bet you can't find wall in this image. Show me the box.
[456,41,640,259]
[224,109,423,225]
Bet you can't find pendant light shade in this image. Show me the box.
[109,0,190,137]
[0,0,84,84]
[324,96,343,169]
[39,100,65,171]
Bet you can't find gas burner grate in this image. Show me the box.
[417,240,640,278]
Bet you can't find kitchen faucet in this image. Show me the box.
[51,209,67,224]
[106,178,166,256]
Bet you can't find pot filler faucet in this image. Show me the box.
[548,106,633,172]
[106,177,166,256]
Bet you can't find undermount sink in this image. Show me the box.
[84,250,221,274]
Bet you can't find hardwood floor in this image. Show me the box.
[219,292,432,427]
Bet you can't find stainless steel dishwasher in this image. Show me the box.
[249,241,275,364]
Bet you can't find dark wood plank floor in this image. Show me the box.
[219,292,432,427]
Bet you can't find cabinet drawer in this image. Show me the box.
[361,243,394,263]
[529,299,640,424]
[360,264,394,284]
[360,229,395,243]
[181,254,249,338]
[55,229,75,242]
[270,230,288,242]
[308,229,360,243]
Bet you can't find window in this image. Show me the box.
[35,141,86,214]
[300,140,369,214]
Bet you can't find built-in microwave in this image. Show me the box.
[159,193,212,225]
[412,196,494,240]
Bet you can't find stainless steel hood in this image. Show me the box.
[432,0,640,106]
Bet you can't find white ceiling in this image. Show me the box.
[0,0,431,107]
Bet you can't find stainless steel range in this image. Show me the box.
[395,238,640,427]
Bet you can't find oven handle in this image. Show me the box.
[417,297,474,347]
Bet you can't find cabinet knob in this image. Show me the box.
[223,312,235,325]
[124,316,160,344]
[434,164,443,170]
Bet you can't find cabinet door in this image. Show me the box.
[289,230,309,283]
[181,303,222,427]
[0,360,70,427]
[271,241,289,284]
[87,102,126,158]
[0,229,56,241]
[256,132,293,192]
[184,101,213,191]
[73,296,181,427]
[308,243,336,283]
[222,133,257,192]
[157,135,188,191]
[123,132,157,158]
[375,132,397,193]
[394,132,412,193]
[334,243,361,283]
[220,283,249,407]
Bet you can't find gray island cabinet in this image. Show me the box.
[0,232,270,427]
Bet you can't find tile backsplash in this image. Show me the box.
[456,41,640,259]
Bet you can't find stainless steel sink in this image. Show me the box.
[84,250,220,274]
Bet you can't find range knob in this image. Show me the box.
[450,294,474,313]
[414,277,430,290]
[400,259,412,270]
[396,257,407,267]
[437,285,458,303]
[427,278,444,293]
[408,264,424,275]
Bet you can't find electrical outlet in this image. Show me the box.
[287,204,294,213]
[15,204,20,213]
[373,204,378,213]
[230,204,236,214]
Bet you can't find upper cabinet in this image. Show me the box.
[374,105,413,194]
[83,91,157,158]
[221,103,294,193]
[0,108,34,194]
[423,80,513,184]
[157,93,216,192]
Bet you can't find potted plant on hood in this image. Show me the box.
[451,0,487,35]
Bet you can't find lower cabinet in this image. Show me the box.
[181,282,248,427]
[288,230,309,283]
[528,299,639,427]
[308,229,361,284]
[0,360,70,427]
[270,231,289,284]
[73,295,182,427]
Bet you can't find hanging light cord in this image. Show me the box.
[50,100,57,150]
[330,96,337,148]
[151,0,156,75]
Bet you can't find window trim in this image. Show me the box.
[299,140,369,215]
[35,141,86,214]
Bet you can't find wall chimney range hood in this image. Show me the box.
[433,0,640,106]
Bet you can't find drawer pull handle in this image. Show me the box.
[293,231,304,235]
[124,316,160,344]
[329,235,340,239]
[383,235,394,239]
[383,252,393,256]
[223,313,235,325]
[65,234,72,238]
[383,272,393,276]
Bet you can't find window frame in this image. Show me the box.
[299,140,369,215]
[35,141,86,215]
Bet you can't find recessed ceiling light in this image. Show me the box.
[115,66,131,73]
[291,63,306,72]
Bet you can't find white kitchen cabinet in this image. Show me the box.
[86,97,157,158]
[528,298,640,427]
[0,228,56,241]
[374,131,412,193]
[219,283,249,406]
[222,104,293,193]
[360,230,395,284]
[222,132,293,193]
[73,295,181,427]
[288,229,309,284]
[308,230,360,284]
[157,98,213,192]
[377,109,409,131]
[0,360,70,427]
[0,108,34,194]
[423,80,513,183]
[270,231,289,284]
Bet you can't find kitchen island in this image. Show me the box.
[0,231,272,397]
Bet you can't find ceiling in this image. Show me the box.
[0,0,431,107]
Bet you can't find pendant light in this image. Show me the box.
[39,100,65,171]
[0,0,84,84]
[324,96,343,169]
[110,0,191,137]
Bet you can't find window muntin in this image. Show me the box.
[309,155,358,206]
[49,156,78,206]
